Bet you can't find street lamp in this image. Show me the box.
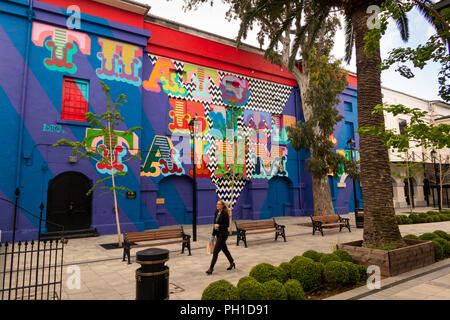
[431,150,442,211]
[347,138,358,213]
[188,118,198,241]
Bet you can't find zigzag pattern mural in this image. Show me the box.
[144,54,294,207]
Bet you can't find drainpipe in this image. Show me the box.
[14,0,34,215]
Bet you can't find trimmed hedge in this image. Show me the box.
[249,263,284,284]
[262,280,288,300]
[237,278,268,300]
[319,253,341,265]
[342,261,360,285]
[334,250,353,263]
[324,261,349,286]
[284,279,305,300]
[302,250,323,262]
[201,280,239,300]
[398,211,450,225]
[290,257,323,292]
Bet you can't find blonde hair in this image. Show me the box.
[217,200,230,216]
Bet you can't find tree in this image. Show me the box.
[53,82,142,247]
[183,0,358,216]
[359,103,450,212]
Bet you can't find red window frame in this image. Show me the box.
[61,77,89,122]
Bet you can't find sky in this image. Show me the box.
[143,0,444,102]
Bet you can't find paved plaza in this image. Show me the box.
[55,207,450,300]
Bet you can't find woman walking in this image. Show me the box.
[206,200,235,275]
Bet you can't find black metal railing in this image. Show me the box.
[0,189,66,300]
[0,239,64,300]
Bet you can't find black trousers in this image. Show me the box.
[209,234,234,269]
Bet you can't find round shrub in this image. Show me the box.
[302,250,323,262]
[432,240,444,261]
[425,217,434,223]
[342,262,360,285]
[249,263,284,284]
[323,261,349,286]
[262,280,288,300]
[434,230,450,241]
[409,214,420,223]
[279,262,292,280]
[356,265,368,281]
[290,255,310,265]
[277,266,289,283]
[334,249,353,263]
[284,279,305,300]
[290,258,323,292]
[419,212,429,219]
[432,216,441,222]
[237,278,267,300]
[406,218,413,224]
[202,280,239,300]
[237,276,257,288]
[319,253,341,265]
[439,214,450,221]
[433,238,450,257]
[420,233,438,241]
[404,234,419,240]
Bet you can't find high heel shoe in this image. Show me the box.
[205,268,213,275]
[227,262,236,270]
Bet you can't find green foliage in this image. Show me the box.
[201,280,239,300]
[403,234,419,240]
[277,264,289,283]
[262,280,288,300]
[342,262,360,285]
[432,240,444,261]
[290,257,323,292]
[302,250,323,262]
[284,279,305,300]
[290,256,310,265]
[356,265,368,281]
[237,278,268,300]
[237,276,257,288]
[433,238,450,257]
[333,249,353,263]
[323,261,349,286]
[358,104,450,153]
[319,253,341,265]
[287,48,359,181]
[434,230,450,241]
[279,262,292,279]
[249,263,284,284]
[419,233,439,241]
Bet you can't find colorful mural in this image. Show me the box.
[86,128,139,175]
[96,38,142,86]
[31,22,91,73]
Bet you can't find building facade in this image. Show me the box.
[0,0,361,242]
[382,87,450,209]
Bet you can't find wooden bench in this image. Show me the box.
[310,215,351,236]
[234,218,286,248]
[122,226,191,264]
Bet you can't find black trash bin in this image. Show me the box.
[135,248,169,300]
[355,208,364,229]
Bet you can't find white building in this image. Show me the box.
[381,87,450,209]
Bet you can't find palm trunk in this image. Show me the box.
[352,7,405,248]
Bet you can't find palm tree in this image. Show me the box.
[313,0,448,248]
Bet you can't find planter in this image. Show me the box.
[337,239,435,277]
